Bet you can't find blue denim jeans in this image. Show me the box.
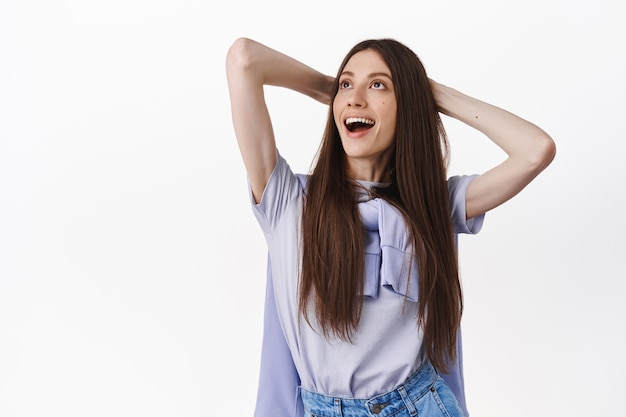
[299,361,465,417]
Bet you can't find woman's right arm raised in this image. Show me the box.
[226,38,334,203]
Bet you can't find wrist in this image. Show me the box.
[432,84,465,117]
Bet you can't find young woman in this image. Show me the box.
[226,37,555,417]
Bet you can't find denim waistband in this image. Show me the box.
[299,361,439,417]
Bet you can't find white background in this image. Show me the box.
[1,0,624,416]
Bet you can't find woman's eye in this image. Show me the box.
[371,81,385,89]
[340,80,351,89]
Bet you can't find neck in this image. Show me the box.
[345,154,393,183]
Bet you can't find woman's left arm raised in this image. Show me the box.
[430,80,556,219]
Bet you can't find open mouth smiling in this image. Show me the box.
[345,117,375,133]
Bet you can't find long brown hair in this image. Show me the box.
[299,39,461,372]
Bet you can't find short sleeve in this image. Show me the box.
[250,151,303,233]
[448,175,485,235]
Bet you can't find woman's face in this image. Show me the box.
[333,49,397,181]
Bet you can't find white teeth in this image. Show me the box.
[346,117,375,125]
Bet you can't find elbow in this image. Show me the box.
[527,132,557,173]
[226,37,258,75]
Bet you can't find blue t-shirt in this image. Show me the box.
[252,152,483,413]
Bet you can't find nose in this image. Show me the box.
[347,89,366,108]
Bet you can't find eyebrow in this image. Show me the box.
[340,71,393,80]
